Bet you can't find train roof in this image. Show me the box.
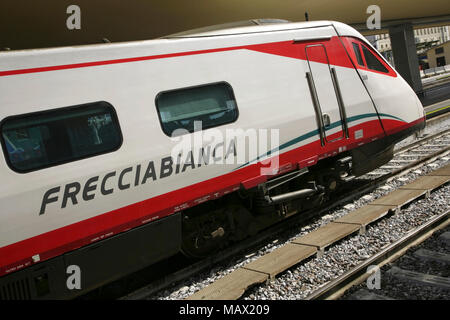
[163,20,364,44]
[165,19,336,38]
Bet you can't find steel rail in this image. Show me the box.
[395,127,450,154]
[305,209,450,300]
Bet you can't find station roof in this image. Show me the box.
[0,0,449,50]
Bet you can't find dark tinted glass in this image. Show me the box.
[362,46,389,73]
[1,101,122,172]
[435,47,444,54]
[352,43,365,66]
[156,82,238,136]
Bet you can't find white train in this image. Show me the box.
[0,20,425,299]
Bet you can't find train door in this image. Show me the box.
[304,44,348,146]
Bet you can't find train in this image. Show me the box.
[0,19,425,299]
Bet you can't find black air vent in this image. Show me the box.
[0,278,31,300]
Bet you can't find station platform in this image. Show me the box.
[419,81,450,107]
[423,98,450,118]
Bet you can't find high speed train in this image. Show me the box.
[0,20,425,299]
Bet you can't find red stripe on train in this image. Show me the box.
[0,36,394,77]
[0,117,424,277]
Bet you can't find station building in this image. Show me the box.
[375,26,450,53]
[426,40,450,68]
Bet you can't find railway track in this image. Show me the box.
[307,210,449,300]
[185,164,449,300]
[340,223,450,300]
[116,118,450,301]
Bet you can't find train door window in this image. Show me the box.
[361,45,389,73]
[1,101,122,172]
[352,42,365,67]
[156,82,238,137]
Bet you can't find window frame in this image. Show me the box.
[352,42,365,67]
[360,44,390,74]
[155,81,239,137]
[435,47,444,55]
[0,101,123,173]
[343,37,396,77]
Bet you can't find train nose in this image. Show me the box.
[417,96,425,120]
[415,95,426,137]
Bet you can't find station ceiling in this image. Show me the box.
[1,0,450,50]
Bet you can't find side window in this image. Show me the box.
[1,101,122,172]
[435,47,444,54]
[361,45,389,73]
[156,82,238,137]
[352,42,365,67]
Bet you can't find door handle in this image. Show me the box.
[306,71,325,146]
[361,74,368,81]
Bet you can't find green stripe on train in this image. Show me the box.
[234,112,405,170]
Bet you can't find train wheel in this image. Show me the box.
[180,207,230,258]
